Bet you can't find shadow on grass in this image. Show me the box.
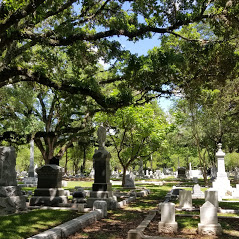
[0,209,81,239]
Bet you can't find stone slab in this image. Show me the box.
[87,198,117,210]
[27,209,103,239]
[198,223,222,235]
[33,188,65,197]
[29,196,68,206]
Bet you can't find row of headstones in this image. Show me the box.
[159,200,222,235]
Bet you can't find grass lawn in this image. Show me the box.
[0,209,82,239]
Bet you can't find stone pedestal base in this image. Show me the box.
[0,196,26,215]
[87,198,117,210]
[90,191,113,198]
[158,222,178,234]
[29,188,68,206]
[0,186,26,215]
[198,223,222,235]
[87,191,117,209]
[92,183,112,191]
[29,196,68,206]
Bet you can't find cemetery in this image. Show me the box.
[1,1,239,239]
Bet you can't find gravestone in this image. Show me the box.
[158,202,178,233]
[177,167,186,178]
[87,126,117,209]
[179,190,193,209]
[23,139,38,186]
[205,190,218,208]
[124,173,135,188]
[192,184,204,199]
[198,201,222,235]
[212,143,232,200]
[234,167,239,182]
[29,164,68,206]
[0,147,26,215]
[155,170,161,179]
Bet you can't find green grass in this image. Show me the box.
[0,209,82,239]
[63,180,93,189]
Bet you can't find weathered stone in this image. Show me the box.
[177,167,186,179]
[0,147,17,186]
[192,184,205,199]
[36,164,64,188]
[30,165,67,206]
[205,190,218,208]
[212,143,232,199]
[179,190,193,209]
[124,173,135,188]
[158,202,178,233]
[93,200,107,217]
[198,201,222,235]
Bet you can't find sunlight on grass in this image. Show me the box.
[0,209,82,239]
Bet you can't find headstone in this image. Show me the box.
[211,165,217,180]
[155,170,161,179]
[192,184,204,199]
[205,190,218,208]
[198,201,222,235]
[23,141,38,186]
[179,190,193,209]
[0,147,26,215]
[189,162,192,178]
[177,167,186,178]
[158,202,178,233]
[234,167,239,181]
[124,173,135,188]
[89,168,95,179]
[138,159,144,178]
[212,143,232,200]
[29,164,68,206]
[87,126,117,209]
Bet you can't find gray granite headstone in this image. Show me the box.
[30,164,67,206]
[0,147,26,215]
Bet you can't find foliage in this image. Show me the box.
[95,102,172,185]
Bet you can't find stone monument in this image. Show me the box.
[23,139,38,186]
[192,184,204,199]
[29,164,68,206]
[158,202,178,233]
[179,190,193,209]
[87,126,117,209]
[124,172,135,188]
[177,167,186,178]
[212,143,232,200]
[0,147,26,215]
[198,201,222,235]
[205,190,218,208]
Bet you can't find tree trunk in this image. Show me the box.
[64,149,68,175]
[121,166,127,187]
[81,145,87,173]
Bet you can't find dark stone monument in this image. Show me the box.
[0,147,26,215]
[177,167,187,178]
[87,126,117,209]
[29,164,68,206]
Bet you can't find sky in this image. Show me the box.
[114,35,175,112]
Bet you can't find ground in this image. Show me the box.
[68,182,239,239]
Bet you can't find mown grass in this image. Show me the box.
[0,209,82,239]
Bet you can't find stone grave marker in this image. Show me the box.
[0,147,26,215]
[198,201,222,235]
[205,190,218,208]
[158,202,178,233]
[179,190,193,209]
[87,126,117,209]
[124,172,135,188]
[212,143,232,200]
[192,184,204,199]
[29,164,68,206]
[177,167,186,178]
